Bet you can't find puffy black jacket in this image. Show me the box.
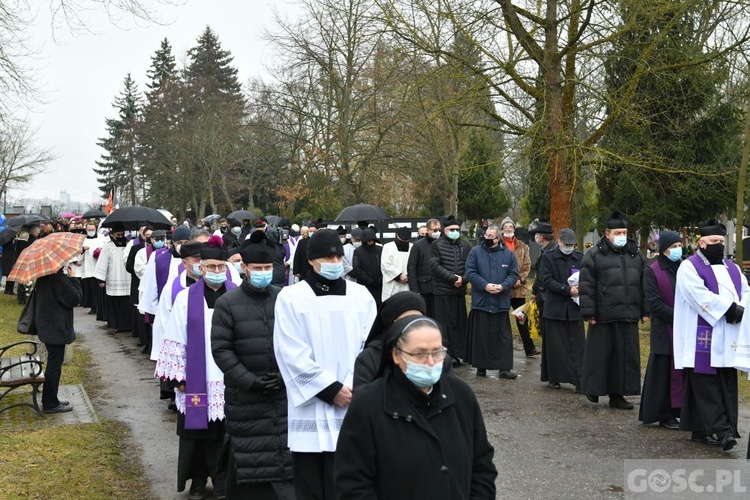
[579,237,647,323]
[34,269,82,345]
[407,237,435,294]
[429,236,471,296]
[211,280,293,484]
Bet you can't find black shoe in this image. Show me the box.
[167,402,177,412]
[608,395,634,410]
[189,482,207,500]
[720,435,737,451]
[451,358,463,367]
[140,345,149,354]
[548,382,561,389]
[586,395,599,403]
[526,348,541,357]
[57,400,70,407]
[659,418,680,430]
[498,370,518,379]
[691,432,721,446]
[476,368,487,376]
[44,404,73,414]
[87,309,96,314]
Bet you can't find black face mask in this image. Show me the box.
[395,239,410,251]
[111,236,127,246]
[701,242,724,264]
[484,238,496,247]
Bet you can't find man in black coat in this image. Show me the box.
[350,228,383,306]
[429,216,471,363]
[125,226,152,345]
[407,218,441,317]
[211,230,293,499]
[579,212,647,409]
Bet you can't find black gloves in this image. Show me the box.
[250,373,284,394]
[725,303,745,324]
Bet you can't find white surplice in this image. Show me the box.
[673,255,749,370]
[93,240,131,296]
[380,241,412,301]
[138,255,182,315]
[80,236,104,279]
[273,280,377,453]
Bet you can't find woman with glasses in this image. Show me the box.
[334,316,497,499]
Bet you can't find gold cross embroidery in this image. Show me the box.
[191,394,201,406]
[697,330,711,350]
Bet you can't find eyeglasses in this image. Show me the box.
[202,263,227,272]
[398,348,448,363]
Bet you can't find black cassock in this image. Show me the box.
[541,319,584,386]
[580,321,641,396]
[680,367,739,440]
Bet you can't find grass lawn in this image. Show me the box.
[0,292,150,499]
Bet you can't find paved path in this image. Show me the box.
[74,308,750,499]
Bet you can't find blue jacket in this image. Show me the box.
[466,244,519,313]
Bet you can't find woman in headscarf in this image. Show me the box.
[335,315,497,500]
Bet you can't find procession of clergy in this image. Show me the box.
[80,210,750,500]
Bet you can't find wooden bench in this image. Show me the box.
[0,341,45,417]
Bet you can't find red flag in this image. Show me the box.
[104,187,115,214]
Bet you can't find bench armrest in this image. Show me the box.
[0,341,40,358]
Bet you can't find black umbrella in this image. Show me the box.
[0,227,17,246]
[83,209,107,218]
[334,204,390,222]
[6,215,48,228]
[227,210,257,221]
[266,215,282,226]
[100,206,172,230]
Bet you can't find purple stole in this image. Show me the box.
[687,255,742,375]
[143,246,167,324]
[184,278,237,429]
[155,251,177,298]
[650,261,684,407]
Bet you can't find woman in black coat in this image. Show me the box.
[34,265,83,413]
[350,229,383,306]
[639,231,682,429]
[335,316,497,500]
[211,233,293,500]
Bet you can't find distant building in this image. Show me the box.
[60,190,71,207]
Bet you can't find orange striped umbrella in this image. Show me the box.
[7,232,86,284]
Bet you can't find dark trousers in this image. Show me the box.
[4,280,14,294]
[292,452,335,500]
[42,344,66,409]
[511,297,535,354]
[422,293,435,319]
[433,295,468,360]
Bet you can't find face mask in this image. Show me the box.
[503,232,514,239]
[112,235,126,245]
[483,237,496,247]
[153,240,165,249]
[192,263,202,277]
[447,230,460,241]
[666,247,682,262]
[560,245,574,255]
[352,241,362,248]
[401,357,443,388]
[612,235,627,248]
[701,242,724,262]
[231,227,241,235]
[316,260,344,280]
[174,244,182,256]
[87,231,96,238]
[250,270,273,288]
[535,235,543,245]
[233,262,243,275]
[340,237,347,244]
[204,271,227,287]
[430,231,441,240]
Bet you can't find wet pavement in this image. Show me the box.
[73,308,750,499]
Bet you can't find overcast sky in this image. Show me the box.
[9,0,297,206]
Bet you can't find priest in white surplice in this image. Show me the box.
[380,226,413,302]
[673,220,748,452]
[274,229,377,500]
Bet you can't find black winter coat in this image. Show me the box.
[211,280,293,484]
[292,237,313,279]
[334,368,497,500]
[407,237,435,295]
[1,240,16,277]
[643,255,678,355]
[531,241,558,302]
[579,237,647,323]
[351,244,383,301]
[429,237,471,296]
[125,241,145,303]
[539,247,584,321]
[34,270,83,345]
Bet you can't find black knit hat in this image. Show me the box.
[179,242,202,258]
[336,225,347,236]
[396,227,411,240]
[698,219,726,237]
[239,230,275,264]
[529,222,553,236]
[365,292,427,346]
[606,211,628,229]
[658,231,681,253]
[361,228,377,242]
[200,235,227,260]
[307,229,344,259]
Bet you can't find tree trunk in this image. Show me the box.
[735,93,750,267]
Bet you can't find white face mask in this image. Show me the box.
[560,245,574,255]
[352,241,362,248]
[430,231,441,239]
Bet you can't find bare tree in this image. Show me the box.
[0,118,53,195]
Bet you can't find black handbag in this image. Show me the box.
[17,288,37,335]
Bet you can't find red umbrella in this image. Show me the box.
[60,212,78,219]
[7,232,86,284]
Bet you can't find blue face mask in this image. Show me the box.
[613,235,627,248]
[316,260,344,280]
[204,271,227,287]
[231,227,241,235]
[233,262,244,275]
[192,263,202,277]
[153,240,165,249]
[447,230,460,241]
[250,270,273,288]
[401,357,443,388]
[666,247,682,262]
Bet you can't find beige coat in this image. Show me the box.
[509,239,531,299]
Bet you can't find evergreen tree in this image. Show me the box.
[458,129,511,221]
[94,73,142,205]
[185,26,244,108]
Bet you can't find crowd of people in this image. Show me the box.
[3,208,750,499]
